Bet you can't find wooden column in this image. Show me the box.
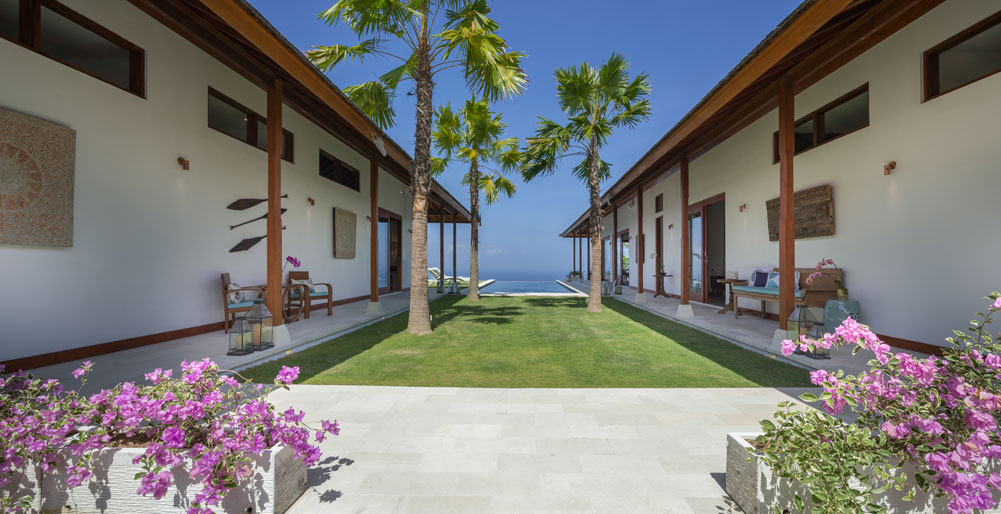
[439,204,445,286]
[680,154,690,305]
[452,215,457,290]
[265,80,283,324]
[572,236,576,276]
[578,235,583,278]
[586,234,591,280]
[369,158,379,303]
[636,187,644,294]
[612,206,618,284]
[778,77,796,330]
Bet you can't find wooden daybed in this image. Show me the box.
[732,267,843,319]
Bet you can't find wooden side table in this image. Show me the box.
[654,272,673,298]
[717,279,748,314]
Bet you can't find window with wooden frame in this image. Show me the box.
[318,150,360,192]
[207,88,293,162]
[0,0,145,97]
[772,84,869,163]
[654,194,663,213]
[924,11,1001,101]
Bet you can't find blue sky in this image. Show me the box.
[247,0,801,280]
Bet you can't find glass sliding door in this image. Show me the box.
[688,212,703,301]
[378,220,389,292]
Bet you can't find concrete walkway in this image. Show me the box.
[30,291,442,391]
[566,280,926,376]
[270,385,814,514]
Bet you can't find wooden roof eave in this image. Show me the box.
[562,0,944,233]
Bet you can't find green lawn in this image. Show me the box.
[242,296,811,387]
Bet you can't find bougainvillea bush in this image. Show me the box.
[757,293,1001,514]
[0,359,338,514]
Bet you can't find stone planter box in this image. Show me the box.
[6,445,305,514]
[725,432,1001,514]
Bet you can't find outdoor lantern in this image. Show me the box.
[227,316,254,356]
[247,299,274,351]
[788,304,829,359]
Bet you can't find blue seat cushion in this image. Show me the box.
[290,290,329,298]
[732,286,803,298]
[227,301,255,309]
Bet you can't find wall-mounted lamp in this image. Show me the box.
[884,161,896,175]
[667,224,673,230]
[307,197,315,206]
[738,203,747,212]
[177,157,190,171]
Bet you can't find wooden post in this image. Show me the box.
[612,206,618,285]
[452,215,457,290]
[680,154,690,306]
[439,204,445,288]
[369,158,379,303]
[586,234,591,280]
[579,235,583,279]
[572,236,576,276]
[266,80,283,324]
[778,77,796,330]
[636,186,644,296]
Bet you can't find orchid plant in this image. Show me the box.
[282,255,301,273]
[759,293,1001,514]
[0,360,339,514]
[805,258,845,288]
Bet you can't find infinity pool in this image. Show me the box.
[478,280,577,294]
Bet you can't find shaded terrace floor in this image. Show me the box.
[566,279,928,376]
[30,290,439,391]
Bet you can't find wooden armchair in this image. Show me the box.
[288,271,332,319]
[220,273,264,333]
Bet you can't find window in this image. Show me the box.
[207,88,293,162]
[0,0,145,96]
[773,84,868,162]
[654,194,663,213]
[924,11,1001,101]
[319,150,360,191]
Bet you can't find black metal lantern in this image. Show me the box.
[247,299,274,351]
[788,304,829,359]
[227,316,254,356]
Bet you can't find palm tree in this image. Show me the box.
[308,1,527,335]
[521,53,651,312]
[432,99,519,300]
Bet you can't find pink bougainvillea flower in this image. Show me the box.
[993,297,1001,310]
[275,365,300,385]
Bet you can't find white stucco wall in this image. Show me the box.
[629,0,1001,346]
[0,0,414,359]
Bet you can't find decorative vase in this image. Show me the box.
[837,288,849,300]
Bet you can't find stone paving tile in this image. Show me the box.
[268,385,814,514]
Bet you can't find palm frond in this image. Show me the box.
[571,155,611,182]
[306,39,380,71]
[343,80,396,129]
[430,156,448,177]
[521,118,571,182]
[478,173,516,204]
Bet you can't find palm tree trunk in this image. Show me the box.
[467,158,481,300]
[406,58,434,335]
[586,137,603,313]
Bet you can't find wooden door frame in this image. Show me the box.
[686,193,725,304]
[377,207,402,294]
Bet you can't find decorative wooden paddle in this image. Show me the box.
[227,194,287,211]
[229,227,286,253]
[229,208,286,230]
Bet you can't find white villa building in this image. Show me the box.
[563,0,1001,353]
[0,0,470,369]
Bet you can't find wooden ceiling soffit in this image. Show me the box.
[602,0,854,202]
[196,0,411,169]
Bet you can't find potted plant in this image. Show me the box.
[807,258,847,299]
[0,359,340,514]
[727,293,1001,514]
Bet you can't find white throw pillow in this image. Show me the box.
[227,283,244,305]
[292,278,315,294]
